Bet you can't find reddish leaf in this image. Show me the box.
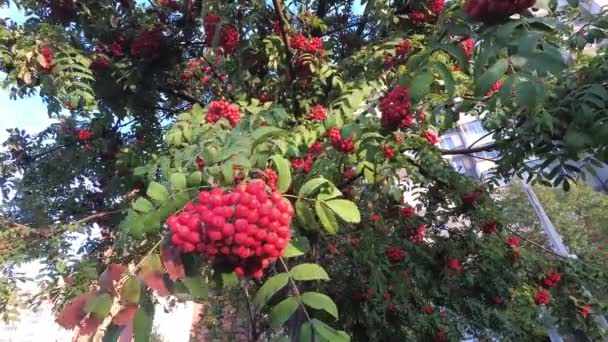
[161,243,185,281]
[55,289,97,329]
[99,264,127,296]
[142,272,170,296]
[119,320,134,342]
[112,304,138,325]
[77,316,103,337]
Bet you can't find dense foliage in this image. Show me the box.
[0,0,607,340]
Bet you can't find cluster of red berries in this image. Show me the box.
[386,246,406,264]
[167,181,293,278]
[308,104,326,121]
[90,56,111,71]
[77,129,92,142]
[260,169,279,192]
[130,29,163,60]
[462,187,484,205]
[291,154,314,174]
[534,289,550,305]
[486,80,503,97]
[308,141,324,155]
[506,236,520,247]
[204,15,240,54]
[180,58,217,84]
[290,33,324,54]
[395,39,411,57]
[411,224,426,244]
[462,38,475,59]
[579,304,592,319]
[205,100,241,127]
[410,0,445,26]
[447,258,462,272]
[379,86,414,131]
[159,0,180,11]
[400,205,415,217]
[39,47,55,72]
[382,145,395,159]
[50,0,76,24]
[327,128,355,153]
[464,0,535,24]
[541,269,561,288]
[195,157,205,171]
[481,220,497,234]
[423,131,438,145]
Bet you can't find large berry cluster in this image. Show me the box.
[130,29,164,60]
[327,128,355,153]
[410,0,445,26]
[167,181,294,278]
[380,86,414,130]
[308,104,326,121]
[290,33,324,54]
[205,100,241,127]
[204,15,240,54]
[464,0,535,23]
[39,47,55,72]
[541,269,561,288]
[534,289,550,305]
[386,247,406,264]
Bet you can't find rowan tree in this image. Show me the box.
[0,0,607,340]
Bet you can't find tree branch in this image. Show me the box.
[271,0,302,117]
[440,142,498,155]
[504,226,568,259]
[159,86,204,106]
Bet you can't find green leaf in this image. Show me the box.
[325,199,361,223]
[133,300,154,342]
[298,178,330,197]
[283,237,310,258]
[252,126,285,145]
[169,173,187,191]
[290,263,330,281]
[409,71,434,104]
[514,81,538,109]
[296,200,318,230]
[139,254,163,275]
[312,319,350,342]
[476,58,508,96]
[254,273,289,308]
[270,155,292,193]
[437,43,467,70]
[146,182,169,203]
[188,171,203,187]
[120,276,141,304]
[85,293,113,320]
[433,62,456,97]
[300,321,316,342]
[315,201,339,234]
[102,323,124,342]
[132,198,154,213]
[181,276,208,300]
[270,297,299,328]
[301,292,339,319]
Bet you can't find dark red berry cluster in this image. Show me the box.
[327,128,355,153]
[205,100,242,127]
[290,33,324,54]
[462,38,475,59]
[423,131,438,145]
[90,56,111,71]
[541,269,561,288]
[380,86,415,130]
[382,145,395,159]
[159,0,180,11]
[386,246,406,264]
[308,104,326,121]
[167,181,294,278]
[481,220,497,234]
[291,154,314,174]
[204,15,240,54]
[260,169,278,192]
[39,47,55,72]
[395,40,411,57]
[410,0,445,26]
[464,0,535,24]
[130,29,163,60]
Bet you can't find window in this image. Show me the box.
[461,121,486,135]
[452,159,466,173]
[473,150,499,160]
[440,136,456,150]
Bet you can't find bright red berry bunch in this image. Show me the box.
[481,220,497,234]
[291,154,314,174]
[290,33,324,54]
[77,129,92,141]
[395,39,411,57]
[462,38,475,59]
[326,128,355,153]
[130,29,163,60]
[308,104,326,121]
[379,86,413,130]
[423,131,438,145]
[541,269,561,288]
[205,100,241,127]
[167,181,294,278]
[533,289,550,305]
[261,169,279,192]
[464,0,535,24]
[386,247,406,264]
[308,141,324,155]
[486,80,503,97]
[39,47,55,71]
[204,15,240,54]
[428,0,446,16]
[506,236,520,247]
[448,258,462,272]
[382,145,395,159]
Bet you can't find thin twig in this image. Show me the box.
[242,283,258,341]
[504,226,568,259]
[440,142,499,155]
[279,257,313,322]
